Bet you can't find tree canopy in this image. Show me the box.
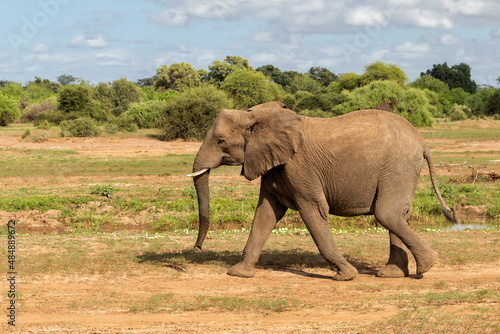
[422,62,477,94]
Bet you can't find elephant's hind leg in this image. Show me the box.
[375,204,437,276]
[377,232,409,278]
[298,201,358,281]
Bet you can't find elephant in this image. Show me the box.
[189,101,456,281]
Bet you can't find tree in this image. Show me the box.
[158,84,232,140]
[155,62,201,91]
[110,78,142,116]
[57,74,78,86]
[208,56,253,86]
[256,65,284,85]
[136,77,156,87]
[58,85,108,121]
[221,70,273,109]
[308,67,338,87]
[334,80,433,127]
[363,61,408,85]
[333,72,365,92]
[288,73,323,95]
[33,77,61,93]
[485,90,500,115]
[423,62,477,94]
[410,75,449,92]
[0,93,20,126]
[93,82,116,112]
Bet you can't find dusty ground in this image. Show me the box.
[1,129,499,333]
[6,261,500,333]
[0,135,201,157]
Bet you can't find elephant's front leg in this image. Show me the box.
[227,189,287,278]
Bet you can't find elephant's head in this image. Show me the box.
[190,102,302,249]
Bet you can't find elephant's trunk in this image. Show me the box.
[192,147,212,249]
[193,170,210,249]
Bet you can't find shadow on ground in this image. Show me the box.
[135,249,378,279]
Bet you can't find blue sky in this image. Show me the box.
[1,0,499,86]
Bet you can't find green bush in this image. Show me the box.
[114,113,138,133]
[333,80,433,127]
[109,78,142,116]
[295,92,343,114]
[125,100,167,128]
[221,70,273,109]
[20,97,58,123]
[58,84,110,122]
[486,90,500,115]
[0,93,20,126]
[449,104,470,121]
[61,117,101,137]
[158,84,232,140]
[34,109,66,126]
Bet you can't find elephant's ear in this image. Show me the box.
[242,107,302,181]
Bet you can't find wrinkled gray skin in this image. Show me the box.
[192,102,456,281]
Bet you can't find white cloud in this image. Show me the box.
[407,9,454,29]
[95,52,127,66]
[394,41,431,53]
[152,9,187,26]
[440,34,463,46]
[71,35,109,48]
[345,6,389,27]
[32,43,49,53]
[441,0,485,16]
[490,27,500,38]
[393,41,431,60]
[252,32,274,43]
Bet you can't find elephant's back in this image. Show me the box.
[303,109,425,148]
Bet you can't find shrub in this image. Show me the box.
[125,100,167,128]
[0,93,20,126]
[485,90,500,115]
[333,80,434,127]
[449,104,469,121]
[58,85,110,121]
[20,97,58,123]
[295,92,343,114]
[109,78,142,116]
[61,117,101,137]
[114,113,138,133]
[37,119,51,130]
[34,109,66,126]
[221,70,274,109]
[159,84,232,140]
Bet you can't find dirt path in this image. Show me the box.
[4,261,499,333]
[1,130,499,333]
[0,135,201,157]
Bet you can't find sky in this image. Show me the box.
[1,0,500,86]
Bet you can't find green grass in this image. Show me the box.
[0,149,194,177]
[2,119,499,235]
[5,230,498,278]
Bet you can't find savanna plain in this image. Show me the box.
[1,118,499,333]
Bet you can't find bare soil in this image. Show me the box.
[1,131,499,333]
[5,261,500,333]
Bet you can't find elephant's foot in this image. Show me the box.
[333,265,358,281]
[415,249,438,275]
[376,264,409,278]
[227,262,256,278]
[377,245,409,278]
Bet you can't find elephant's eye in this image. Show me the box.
[217,138,225,145]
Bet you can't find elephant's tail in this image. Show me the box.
[424,146,458,224]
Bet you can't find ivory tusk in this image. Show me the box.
[187,168,209,177]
